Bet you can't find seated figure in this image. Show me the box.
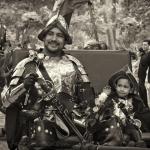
[86,71,146,147]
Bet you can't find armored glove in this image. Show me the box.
[23,73,38,89]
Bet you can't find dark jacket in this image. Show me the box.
[102,93,146,118]
[138,51,150,83]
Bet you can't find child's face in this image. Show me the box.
[115,78,131,98]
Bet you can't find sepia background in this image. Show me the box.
[0,0,150,150]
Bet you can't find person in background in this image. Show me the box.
[84,39,101,50]
[100,41,108,50]
[138,47,145,57]
[138,39,150,108]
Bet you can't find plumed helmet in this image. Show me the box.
[38,15,72,44]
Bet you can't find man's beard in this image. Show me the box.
[45,41,64,55]
[49,41,59,47]
[47,41,59,51]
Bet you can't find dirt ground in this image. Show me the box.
[0,140,8,150]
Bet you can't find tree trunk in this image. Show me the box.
[104,0,116,50]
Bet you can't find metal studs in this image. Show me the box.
[117,123,120,127]
[45,129,49,133]
[105,128,109,132]
[37,126,41,132]
[31,134,34,138]
[50,131,52,135]
[110,125,114,129]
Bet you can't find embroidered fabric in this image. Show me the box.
[40,55,77,96]
[113,98,134,123]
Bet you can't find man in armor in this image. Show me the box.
[2,15,94,150]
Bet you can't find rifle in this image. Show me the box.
[38,77,86,143]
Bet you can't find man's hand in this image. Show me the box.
[23,73,38,89]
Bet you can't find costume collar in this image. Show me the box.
[37,48,65,60]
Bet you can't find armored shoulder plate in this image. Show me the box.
[10,57,37,86]
[66,54,84,67]
[66,54,89,82]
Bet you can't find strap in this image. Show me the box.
[38,62,53,84]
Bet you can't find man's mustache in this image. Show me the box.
[48,41,59,46]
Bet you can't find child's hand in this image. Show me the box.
[102,86,111,96]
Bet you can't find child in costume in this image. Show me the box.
[92,71,146,147]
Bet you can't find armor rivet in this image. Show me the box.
[50,131,52,135]
[105,128,109,132]
[37,126,41,132]
[110,125,114,129]
[33,130,35,133]
[45,129,49,133]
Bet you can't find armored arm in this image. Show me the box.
[1,57,38,108]
[2,83,26,108]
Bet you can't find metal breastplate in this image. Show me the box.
[37,55,77,96]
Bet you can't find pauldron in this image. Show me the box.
[10,57,37,86]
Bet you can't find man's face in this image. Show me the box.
[115,78,131,98]
[44,27,65,53]
[142,42,149,52]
